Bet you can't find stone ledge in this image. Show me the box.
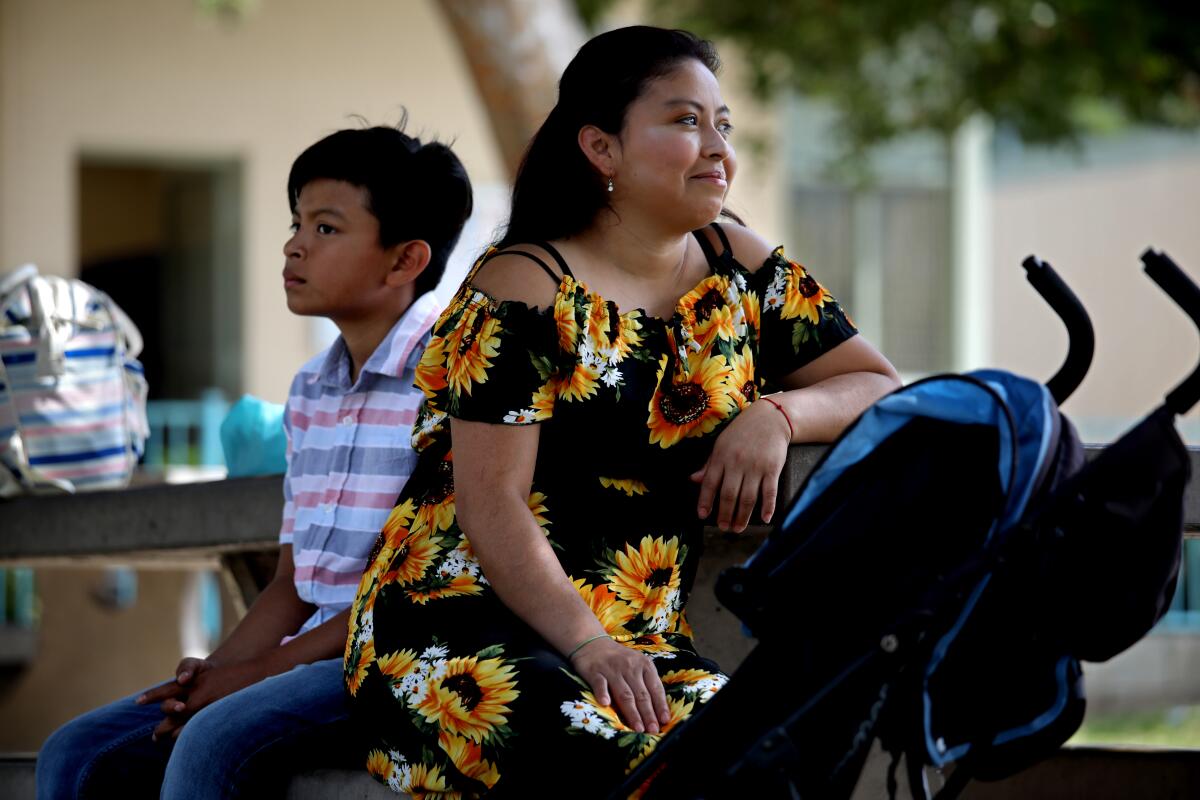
[2,444,1196,567]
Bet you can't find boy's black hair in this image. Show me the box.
[288,121,473,300]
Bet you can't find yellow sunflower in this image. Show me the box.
[342,609,361,666]
[366,749,393,783]
[357,575,383,616]
[695,305,738,352]
[678,276,738,351]
[529,376,558,420]
[407,762,449,798]
[660,668,715,687]
[607,536,683,621]
[598,477,648,496]
[780,260,834,326]
[346,638,375,696]
[528,491,551,529]
[728,342,758,408]
[377,648,419,681]
[557,360,601,402]
[615,632,680,658]
[438,731,501,790]
[584,296,613,344]
[554,287,580,355]
[678,276,727,321]
[574,690,631,733]
[412,407,447,451]
[408,571,485,605]
[415,655,520,743]
[379,498,417,550]
[379,525,443,589]
[626,696,697,771]
[414,335,449,400]
[572,578,637,636]
[413,457,456,534]
[662,668,727,704]
[359,500,415,609]
[444,301,503,397]
[741,289,762,338]
[609,309,645,364]
[646,354,736,449]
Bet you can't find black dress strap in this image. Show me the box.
[532,241,575,278]
[692,227,723,268]
[692,222,733,269]
[478,249,562,288]
[709,222,733,257]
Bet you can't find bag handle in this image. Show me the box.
[0,263,39,301]
[97,290,144,359]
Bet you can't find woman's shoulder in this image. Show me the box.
[698,221,781,275]
[465,244,568,311]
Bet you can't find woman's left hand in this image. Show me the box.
[691,398,792,532]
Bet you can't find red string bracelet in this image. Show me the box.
[760,396,794,441]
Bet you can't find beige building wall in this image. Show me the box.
[990,155,1200,435]
[0,0,508,403]
[0,568,241,752]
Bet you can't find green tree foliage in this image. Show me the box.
[579,1,1200,159]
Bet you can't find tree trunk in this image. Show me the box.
[435,0,587,180]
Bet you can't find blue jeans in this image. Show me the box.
[36,658,356,800]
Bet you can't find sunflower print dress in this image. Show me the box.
[345,225,857,799]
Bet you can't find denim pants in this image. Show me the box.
[36,658,356,800]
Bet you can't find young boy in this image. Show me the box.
[36,124,473,799]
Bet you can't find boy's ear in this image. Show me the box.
[578,125,619,178]
[385,240,432,287]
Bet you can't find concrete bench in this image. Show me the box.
[0,754,399,799]
[5,745,1199,799]
[2,443,1199,798]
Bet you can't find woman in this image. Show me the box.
[345,26,901,799]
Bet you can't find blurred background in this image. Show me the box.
[2,0,1199,754]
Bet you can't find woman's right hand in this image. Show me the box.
[570,637,671,734]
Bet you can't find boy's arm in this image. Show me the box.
[139,547,354,739]
[147,606,352,740]
[135,546,315,707]
[208,545,314,663]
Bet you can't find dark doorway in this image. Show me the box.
[77,159,242,400]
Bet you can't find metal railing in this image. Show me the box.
[143,388,229,469]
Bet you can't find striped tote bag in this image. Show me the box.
[0,264,149,496]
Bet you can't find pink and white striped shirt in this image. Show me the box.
[281,292,440,637]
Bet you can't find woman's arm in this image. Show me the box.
[453,417,671,734]
[692,222,902,532]
[769,335,902,442]
[693,337,900,532]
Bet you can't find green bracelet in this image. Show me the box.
[567,633,610,660]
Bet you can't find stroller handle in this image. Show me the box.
[1141,248,1200,416]
[1022,255,1095,406]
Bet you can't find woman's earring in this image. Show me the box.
[607,176,614,193]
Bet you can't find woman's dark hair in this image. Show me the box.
[288,120,474,299]
[501,26,734,247]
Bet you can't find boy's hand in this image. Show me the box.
[135,656,215,708]
[150,659,267,741]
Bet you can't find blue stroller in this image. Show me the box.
[611,250,1197,800]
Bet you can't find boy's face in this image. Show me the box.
[283,179,399,322]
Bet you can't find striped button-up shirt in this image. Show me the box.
[281,292,439,637]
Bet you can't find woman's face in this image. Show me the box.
[611,58,737,232]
